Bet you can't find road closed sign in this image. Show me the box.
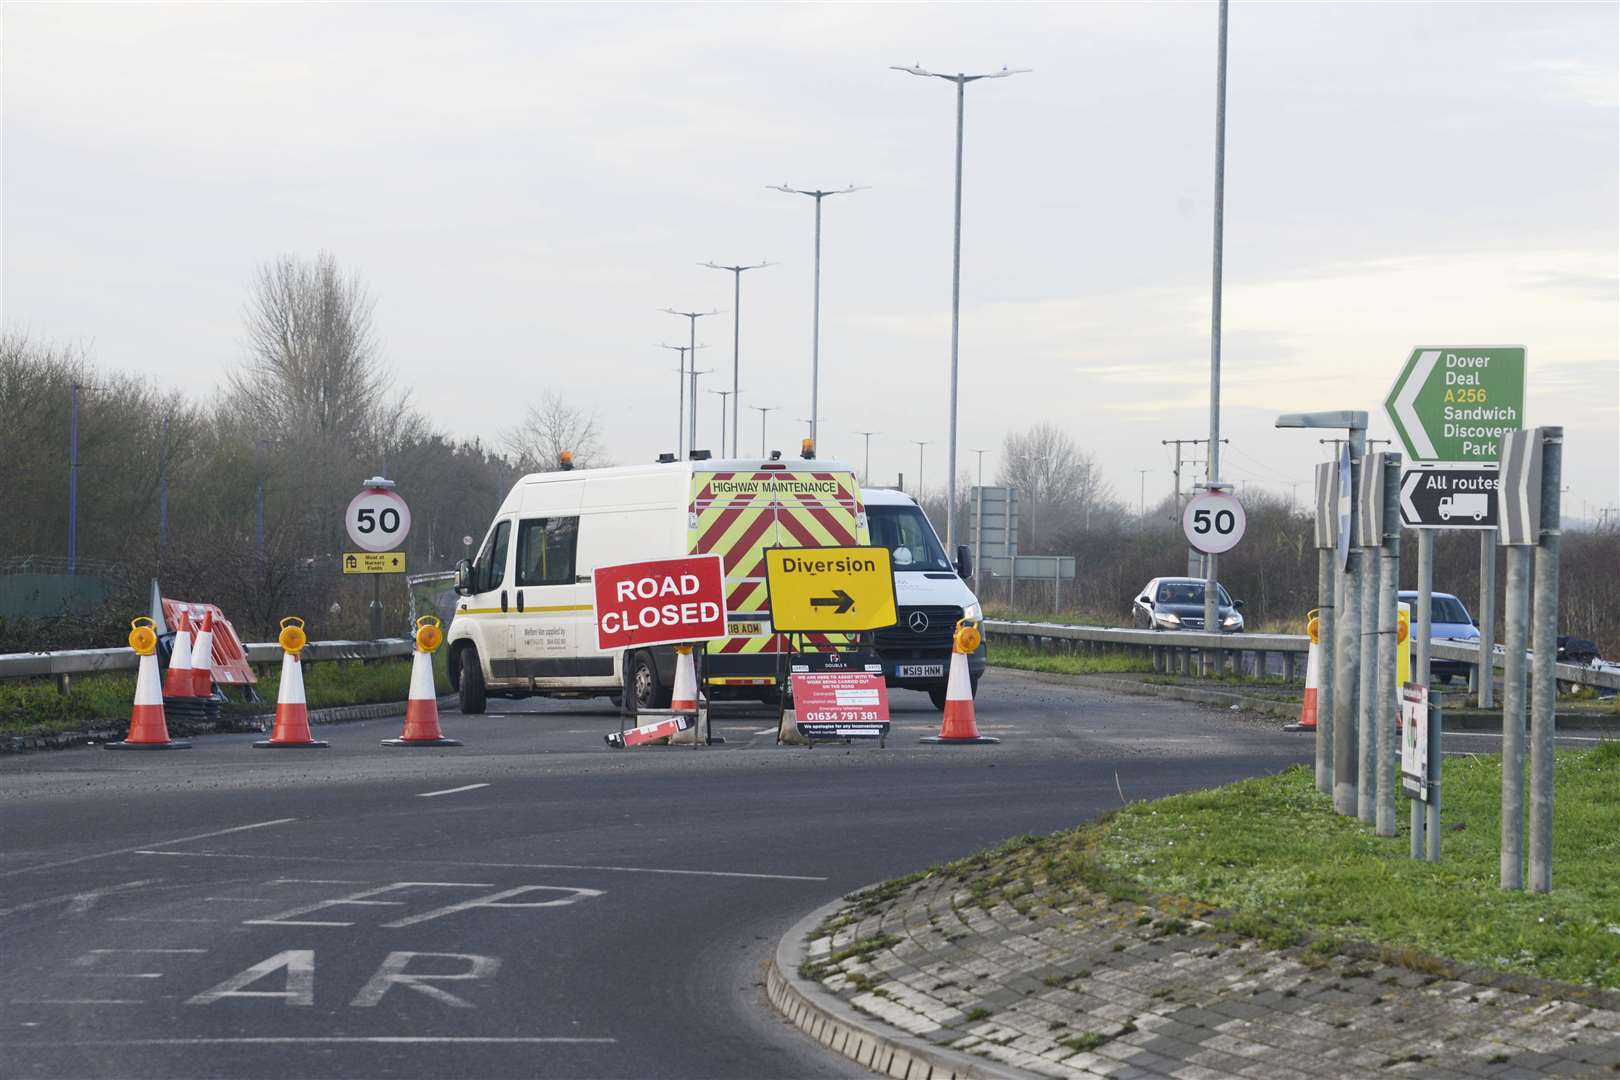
[1182,491,1246,555]
[764,546,898,633]
[593,555,726,651]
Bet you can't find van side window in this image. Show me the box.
[476,520,511,594]
[516,517,579,587]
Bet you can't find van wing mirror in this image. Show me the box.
[453,558,474,596]
[954,544,973,580]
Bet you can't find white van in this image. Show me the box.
[860,487,986,706]
[445,455,873,714]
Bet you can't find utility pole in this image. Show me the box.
[770,184,867,447]
[750,405,779,457]
[1204,0,1231,641]
[659,344,706,457]
[911,440,930,501]
[663,308,721,457]
[972,448,987,596]
[707,390,732,454]
[158,414,170,562]
[890,62,1029,554]
[68,382,82,575]
[1137,469,1150,522]
[854,431,879,486]
[701,261,772,456]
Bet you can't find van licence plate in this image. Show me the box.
[896,664,943,678]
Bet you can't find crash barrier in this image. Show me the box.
[2,637,416,693]
[980,619,1620,695]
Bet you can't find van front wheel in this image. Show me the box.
[631,652,668,711]
[458,647,487,714]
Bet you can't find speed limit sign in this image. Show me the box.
[345,482,412,553]
[1182,491,1246,555]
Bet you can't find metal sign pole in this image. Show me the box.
[1357,528,1378,825]
[1333,434,1363,817]
[1478,531,1497,708]
[1528,428,1562,893]
[1315,546,1335,796]
[1375,454,1401,836]
[1416,529,1440,860]
[1500,543,1531,889]
[1413,529,1434,854]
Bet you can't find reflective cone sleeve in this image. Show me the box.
[190,611,215,697]
[670,649,698,712]
[933,651,984,741]
[164,612,196,698]
[399,647,446,741]
[124,651,175,744]
[264,651,315,744]
[1296,640,1320,731]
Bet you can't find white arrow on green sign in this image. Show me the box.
[1384,346,1525,464]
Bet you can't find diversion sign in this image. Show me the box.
[764,546,898,634]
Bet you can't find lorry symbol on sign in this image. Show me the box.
[1438,493,1488,522]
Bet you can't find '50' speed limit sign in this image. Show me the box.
[346,486,412,552]
[1182,491,1246,555]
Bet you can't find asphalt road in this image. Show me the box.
[0,667,1459,1079]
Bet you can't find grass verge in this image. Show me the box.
[988,641,1154,677]
[1,652,450,737]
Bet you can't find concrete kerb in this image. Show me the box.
[3,694,459,754]
[768,894,1037,1080]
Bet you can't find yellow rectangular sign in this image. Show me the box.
[342,551,406,574]
[764,546,897,633]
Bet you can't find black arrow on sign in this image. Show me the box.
[810,590,855,615]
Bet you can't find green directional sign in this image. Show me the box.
[1384,346,1525,464]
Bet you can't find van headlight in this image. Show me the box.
[963,602,982,621]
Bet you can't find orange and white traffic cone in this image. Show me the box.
[1285,611,1322,733]
[189,610,216,698]
[921,620,998,745]
[383,616,461,747]
[163,610,197,698]
[670,645,698,712]
[107,618,191,750]
[255,617,328,749]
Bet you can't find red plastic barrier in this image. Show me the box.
[161,599,258,686]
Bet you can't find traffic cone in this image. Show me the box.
[670,645,698,713]
[107,618,191,750]
[163,610,197,698]
[189,610,216,698]
[383,616,461,747]
[255,618,327,749]
[921,620,998,745]
[1285,611,1321,733]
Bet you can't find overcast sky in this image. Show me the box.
[4,2,1616,522]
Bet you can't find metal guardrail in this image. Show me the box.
[983,619,1620,692]
[0,638,415,688]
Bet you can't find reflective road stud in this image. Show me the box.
[163,610,197,698]
[255,617,328,749]
[383,616,461,748]
[920,620,998,745]
[1284,611,1321,732]
[107,617,191,750]
[189,610,216,698]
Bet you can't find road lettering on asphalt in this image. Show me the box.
[382,885,604,928]
[243,881,493,927]
[179,950,501,1009]
[243,881,604,928]
[186,949,315,1006]
[0,879,161,920]
[349,952,501,1008]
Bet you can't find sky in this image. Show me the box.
[4,2,1617,525]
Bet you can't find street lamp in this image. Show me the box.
[664,308,721,456]
[750,405,779,457]
[707,389,732,454]
[659,343,706,457]
[971,448,989,595]
[911,439,930,501]
[770,184,867,447]
[891,62,1029,553]
[853,430,879,487]
[702,261,772,457]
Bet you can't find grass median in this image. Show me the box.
[910,744,1619,991]
[1,652,450,738]
[987,640,1155,677]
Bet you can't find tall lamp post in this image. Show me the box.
[659,343,706,457]
[891,62,1029,553]
[750,405,779,457]
[853,430,879,486]
[1203,1,1230,639]
[707,390,732,454]
[972,448,988,595]
[770,185,866,448]
[702,261,772,457]
[911,439,930,501]
[664,308,720,457]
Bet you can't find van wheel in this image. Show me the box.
[458,647,487,714]
[631,652,668,711]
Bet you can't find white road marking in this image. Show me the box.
[244,882,492,928]
[267,878,363,885]
[186,950,315,1005]
[20,1037,616,1045]
[136,848,830,881]
[383,885,603,928]
[417,783,491,798]
[79,973,163,979]
[106,916,214,924]
[90,949,206,954]
[2,819,296,877]
[0,879,160,919]
[349,951,499,1007]
[753,726,779,735]
[11,999,142,1005]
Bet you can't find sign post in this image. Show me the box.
[346,478,411,638]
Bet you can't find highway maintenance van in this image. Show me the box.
[445,456,875,714]
[860,487,987,707]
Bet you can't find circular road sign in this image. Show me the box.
[1182,490,1247,555]
[345,486,412,552]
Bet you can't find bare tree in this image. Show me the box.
[997,423,1112,550]
[502,391,605,472]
